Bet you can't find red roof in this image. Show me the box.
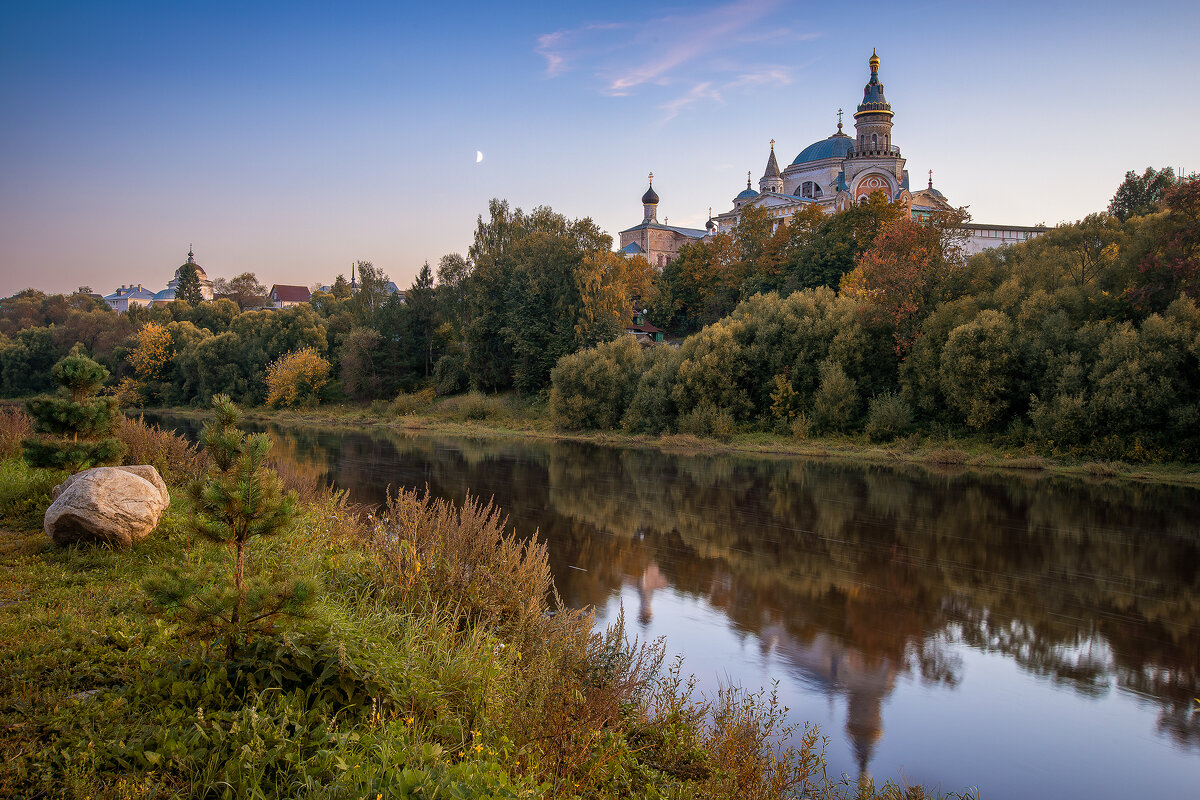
[269,284,311,303]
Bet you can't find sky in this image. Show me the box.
[2,0,1198,298]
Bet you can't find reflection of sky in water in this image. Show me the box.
[146,417,1200,798]
[597,581,1195,800]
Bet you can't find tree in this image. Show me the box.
[175,263,204,305]
[330,274,351,299]
[23,345,126,470]
[353,261,392,324]
[1109,167,1177,222]
[1131,175,1200,311]
[187,395,298,657]
[129,321,173,383]
[265,346,331,408]
[840,208,970,355]
[227,272,267,310]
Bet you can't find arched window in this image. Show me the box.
[871,133,878,149]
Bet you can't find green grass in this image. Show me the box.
[0,454,977,799]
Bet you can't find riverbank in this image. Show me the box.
[141,396,1200,489]
[0,415,975,800]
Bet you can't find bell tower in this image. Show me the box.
[854,50,895,157]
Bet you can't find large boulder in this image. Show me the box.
[45,466,171,548]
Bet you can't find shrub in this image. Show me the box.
[265,346,330,408]
[677,401,736,441]
[939,309,1016,430]
[791,412,813,440]
[433,352,468,396]
[769,373,802,431]
[0,405,32,458]
[391,387,437,416]
[811,359,858,433]
[622,345,682,434]
[550,336,644,431]
[118,415,207,484]
[864,391,912,442]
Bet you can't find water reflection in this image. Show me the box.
[152,416,1200,794]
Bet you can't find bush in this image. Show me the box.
[864,391,912,442]
[433,352,468,396]
[621,345,683,434]
[0,405,32,458]
[391,387,437,416]
[811,359,858,433]
[118,415,207,484]
[265,346,331,409]
[677,401,736,441]
[549,336,643,431]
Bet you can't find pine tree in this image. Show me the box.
[23,345,126,471]
[176,263,204,305]
[187,394,298,657]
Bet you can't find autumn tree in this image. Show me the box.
[840,208,970,355]
[1108,167,1177,222]
[265,346,331,408]
[1131,175,1200,311]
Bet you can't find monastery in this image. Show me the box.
[620,51,1046,268]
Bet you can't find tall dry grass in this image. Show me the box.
[0,405,32,459]
[117,415,207,484]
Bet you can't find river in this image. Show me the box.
[151,415,1200,798]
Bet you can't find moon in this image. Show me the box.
[475,150,483,163]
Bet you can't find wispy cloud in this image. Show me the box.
[660,82,723,121]
[535,0,813,121]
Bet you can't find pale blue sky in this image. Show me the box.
[2,0,1197,297]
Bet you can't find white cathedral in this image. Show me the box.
[620,51,1045,267]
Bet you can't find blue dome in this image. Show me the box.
[790,133,854,166]
[735,188,758,201]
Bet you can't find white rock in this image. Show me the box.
[45,466,171,548]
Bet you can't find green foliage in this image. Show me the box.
[0,457,66,529]
[23,346,125,471]
[550,336,645,430]
[811,359,858,433]
[864,391,912,442]
[1108,166,1177,221]
[677,401,736,441]
[183,395,299,655]
[175,263,204,305]
[938,309,1016,430]
[433,351,469,396]
[769,373,802,430]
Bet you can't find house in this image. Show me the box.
[267,284,311,308]
[626,309,665,345]
[103,285,157,313]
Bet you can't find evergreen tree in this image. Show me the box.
[23,344,126,470]
[187,395,298,657]
[176,263,204,305]
[1109,167,1177,222]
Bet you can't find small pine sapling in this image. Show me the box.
[23,344,126,471]
[186,394,301,656]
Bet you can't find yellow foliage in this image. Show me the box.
[265,346,331,408]
[128,322,173,381]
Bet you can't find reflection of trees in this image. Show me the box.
[146,414,1200,752]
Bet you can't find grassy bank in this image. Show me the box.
[0,415,974,799]
[145,392,1200,488]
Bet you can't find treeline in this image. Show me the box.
[0,200,651,406]
[552,174,1200,461]
[2,172,1197,460]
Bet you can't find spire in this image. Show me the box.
[747,171,752,189]
[855,49,892,119]
[928,169,933,189]
[706,207,715,232]
[350,261,357,290]
[187,244,194,264]
[837,108,844,134]
[759,141,784,194]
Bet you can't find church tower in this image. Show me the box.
[759,140,784,194]
[854,50,895,156]
[642,173,659,223]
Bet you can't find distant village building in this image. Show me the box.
[267,284,312,308]
[157,248,214,302]
[621,51,1045,268]
[626,309,665,345]
[103,285,155,313]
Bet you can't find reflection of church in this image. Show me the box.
[620,51,1045,267]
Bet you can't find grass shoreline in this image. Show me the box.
[139,401,1200,489]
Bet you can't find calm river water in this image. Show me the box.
[153,416,1200,798]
